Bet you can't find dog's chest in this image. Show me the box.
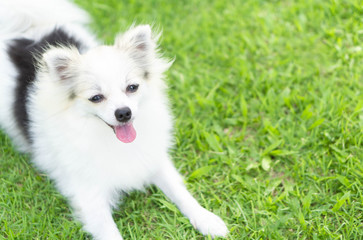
[47,122,169,190]
[91,139,165,189]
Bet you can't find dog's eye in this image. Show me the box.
[88,94,104,103]
[126,84,139,93]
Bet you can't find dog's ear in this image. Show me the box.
[42,47,80,81]
[115,25,172,78]
[114,25,157,59]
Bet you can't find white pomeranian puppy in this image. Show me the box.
[0,0,228,239]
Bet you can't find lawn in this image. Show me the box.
[1,0,362,239]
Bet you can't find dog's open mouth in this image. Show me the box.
[97,116,136,143]
[114,123,136,143]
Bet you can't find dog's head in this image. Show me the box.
[41,25,171,143]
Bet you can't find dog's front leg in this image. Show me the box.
[152,160,228,238]
[70,191,123,240]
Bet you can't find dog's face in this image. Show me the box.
[42,25,170,143]
[76,46,146,143]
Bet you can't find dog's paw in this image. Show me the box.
[189,207,228,238]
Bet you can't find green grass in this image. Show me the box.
[1,0,363,239]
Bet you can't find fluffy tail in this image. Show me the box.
[0,0,89,39]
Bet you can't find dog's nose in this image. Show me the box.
[115,107,132,122]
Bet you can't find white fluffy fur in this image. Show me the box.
[0,0,228,239]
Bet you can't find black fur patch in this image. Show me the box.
[7,28,84,142]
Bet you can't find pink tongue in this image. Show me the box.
[115,123,136,143]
